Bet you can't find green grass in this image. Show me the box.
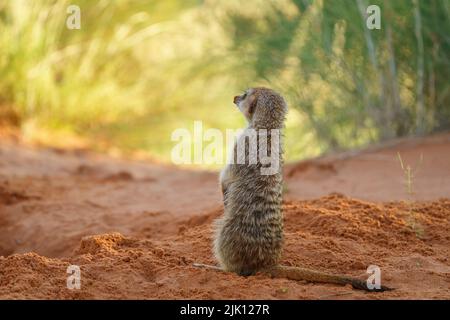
[0,0,321,165]
[2,0,446,166]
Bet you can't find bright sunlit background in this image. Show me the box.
[0,0,449,167]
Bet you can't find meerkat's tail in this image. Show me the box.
[268,265,393,292]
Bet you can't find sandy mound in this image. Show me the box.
[1,195,449,299]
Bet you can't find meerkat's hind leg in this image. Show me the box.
[192,263,257,278]
[192,263,224,271]
[237,270,254,277]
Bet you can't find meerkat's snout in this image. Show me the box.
[233,90,254,121]
[233,90,249,106]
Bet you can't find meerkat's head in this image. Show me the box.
[233,87,287,129]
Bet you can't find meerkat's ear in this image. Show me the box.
[248,93,258,115]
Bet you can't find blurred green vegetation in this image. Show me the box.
[0,0,449,166]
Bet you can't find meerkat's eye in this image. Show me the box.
[242,92,248,99]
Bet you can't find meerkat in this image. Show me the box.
[194,87,392,292]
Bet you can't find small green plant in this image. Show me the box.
[397,151,424,238]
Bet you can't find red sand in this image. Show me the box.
[0,133,449,299]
